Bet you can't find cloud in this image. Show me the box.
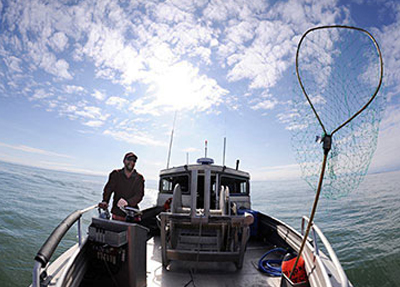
[63,85,85,94]
[276,100,312,131]
[0,141,73,159]
[203,0,267,22]
[106,96,129,109]
[226,21,295,90]
[103,129,166,147]
[91,89,106,101]
[222,0,347,92]
[83,120,104,127]
[54,102,109,127]
[369,105,400,172]
[1,0,73,80]
[375,5,400,96]
[49,32,69,52]
[31,45,73,79]
[74,106,108,121]
[32,88,53,99]
[251,99,278,110]
[4,56,23,73]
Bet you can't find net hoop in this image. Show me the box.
[295,25,383,136]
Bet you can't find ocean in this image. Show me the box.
[0,160,399,287]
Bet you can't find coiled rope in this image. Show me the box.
[258,248,287,276]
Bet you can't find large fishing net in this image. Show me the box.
[290,26,385,199]
[287,25,385,280]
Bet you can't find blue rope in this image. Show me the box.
[258,248,287,276]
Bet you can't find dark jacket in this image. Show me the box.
[103,168,145,217]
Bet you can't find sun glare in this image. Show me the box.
[149,61,220,112]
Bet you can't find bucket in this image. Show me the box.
[280,253,309,287]
[280,273,310,287]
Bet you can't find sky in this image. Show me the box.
[0,0,400,181]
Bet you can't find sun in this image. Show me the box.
[148,61,222,112]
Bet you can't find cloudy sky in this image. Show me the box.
[0,0,399,180]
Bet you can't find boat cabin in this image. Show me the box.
[156,157,251,213]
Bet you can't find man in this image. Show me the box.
[99,152,145,221]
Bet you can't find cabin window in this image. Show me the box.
[220,176,249,196]
[240,181,246,194]
[160,174,190,194]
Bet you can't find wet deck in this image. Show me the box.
[146,236,282,287]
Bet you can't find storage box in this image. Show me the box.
[88,225,127,247]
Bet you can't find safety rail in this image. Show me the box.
[32,204,98,287]
[301,216,350,287]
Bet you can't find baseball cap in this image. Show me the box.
[124,152,138,162]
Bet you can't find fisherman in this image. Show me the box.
[98,152,145,221]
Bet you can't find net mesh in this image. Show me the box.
[289,27,385,199]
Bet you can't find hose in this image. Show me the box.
[258,248,287,276]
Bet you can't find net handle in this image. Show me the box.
[295,25,384,136]
[289,150,329,281]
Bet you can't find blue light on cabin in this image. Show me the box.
[196,158,214,165]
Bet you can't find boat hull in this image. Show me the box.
[30,210,349,287]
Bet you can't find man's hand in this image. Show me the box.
[117,198,128,208]
[98,201,108,209]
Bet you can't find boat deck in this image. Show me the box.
[31,207,351,287]
[146,236,282,287]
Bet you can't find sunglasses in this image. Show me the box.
[125,156,137,162]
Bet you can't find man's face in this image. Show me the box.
[124,158,136,171]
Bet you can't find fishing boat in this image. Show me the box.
[30,157,351,287]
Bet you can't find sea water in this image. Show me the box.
[0,160,399,287]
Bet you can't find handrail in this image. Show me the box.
[32,204,97,287]
[301,216,350,287]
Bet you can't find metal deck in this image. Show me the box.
[146,236,281,287]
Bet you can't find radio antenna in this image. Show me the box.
[222,137,226,166]
[166,111,177,169]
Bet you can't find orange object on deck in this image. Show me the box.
[281,254,308,284]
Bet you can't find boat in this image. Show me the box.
[30,157,352,287]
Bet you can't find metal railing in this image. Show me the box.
[32,204,97,287]
[301,216,350,287]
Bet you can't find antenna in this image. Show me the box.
[186,152,189,165]
[166,111,177,169]
[205,140,208,157]
[222,137,226,166]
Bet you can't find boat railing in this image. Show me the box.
[32,204,98,287]
[301,216,350,287]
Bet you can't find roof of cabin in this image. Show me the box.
[159,163,250,179]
